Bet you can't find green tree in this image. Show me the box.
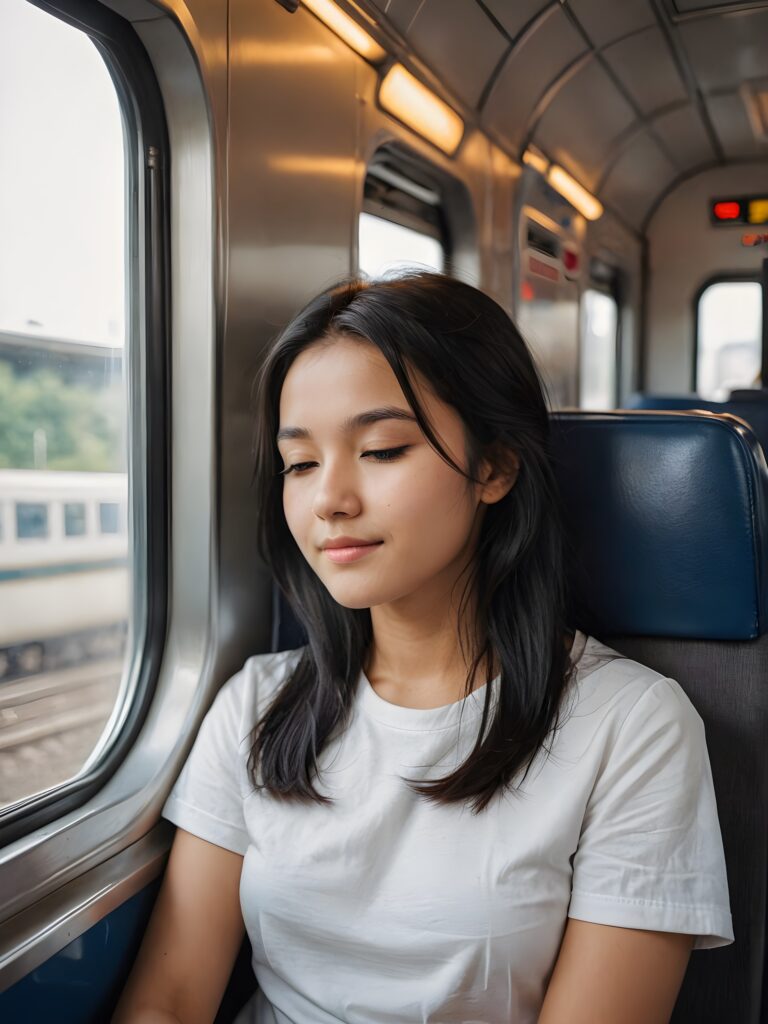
[0,360,124,471]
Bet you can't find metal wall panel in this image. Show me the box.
[602,27,687,116]
[406,0,508,107]
[566,0,655,48]
[652,105,716,167]
[706,93,768,158]
[534,62,637,191]
[674,0,768,11]
[480,0,547,40]
[483,6,586,150]
[677,10,768,91]
[601,133,677,229]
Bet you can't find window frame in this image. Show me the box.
[0,0,170,847]
[361,144,453,275]
[692,273,763,394]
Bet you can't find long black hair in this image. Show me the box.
[249,271,573,814]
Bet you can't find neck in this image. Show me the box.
[364,566,491,711]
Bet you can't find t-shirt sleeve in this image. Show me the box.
[162,664,252,856]
[568,676,734,950]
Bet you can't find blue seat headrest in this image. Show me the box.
[729,388,768,402]
[551,411,768,640]
[626,393,768,457]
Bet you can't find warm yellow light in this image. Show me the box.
[546,164,603,221]
[268,155,357,176]
[748,199,768,225]
[378,64,464,155]
[522,148,549,175]
[302,0,386,63]
[235,42,334,65]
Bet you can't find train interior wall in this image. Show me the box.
[645,163,768,394]
[2,0,768,1020]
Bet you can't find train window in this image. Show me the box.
[0,1,134,812]
[696,281,762,399]
[15,503,49,540]
[99,501,120,535]
[359,153,447,278]
[359,213,444,278]
[64,502,87,538]
[580,290,618,409]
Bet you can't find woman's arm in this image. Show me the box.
[112,828,246,1024]
[538,919,693,1024]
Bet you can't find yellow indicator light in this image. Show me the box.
[748,199,768,225]
[522,148,549,175]
[302,0,386,64]
[378,64,464,156]
[546,164,603,221]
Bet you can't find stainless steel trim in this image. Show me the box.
[0,822,172,994]
[0,0,223,942]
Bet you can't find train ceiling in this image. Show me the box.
[362,0,768,233]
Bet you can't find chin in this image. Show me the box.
[323,576,415,611]
[323,581,381,610]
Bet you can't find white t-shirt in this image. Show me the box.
[162,632,734,1024]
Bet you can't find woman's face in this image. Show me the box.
[277,335,512,611]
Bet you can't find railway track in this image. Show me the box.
[0,659,123,807]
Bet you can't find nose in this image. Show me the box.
[311,459,362,521]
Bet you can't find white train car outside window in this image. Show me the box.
[696,281,762,399]
[0,1,131,811]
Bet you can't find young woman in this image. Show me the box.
[113,272,733,1024]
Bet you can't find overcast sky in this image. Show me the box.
[0,0,124,347]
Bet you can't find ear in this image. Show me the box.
[477,446,519,505]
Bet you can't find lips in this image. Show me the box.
[322,536,381,550]
[321,538,383,564]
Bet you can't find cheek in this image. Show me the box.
[388,461,475,545]
[282,487,308,546]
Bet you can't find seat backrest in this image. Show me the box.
[272,409,768,1023]
[729,389,768,402]
[551,410,768,1024]
[627,393,768,459]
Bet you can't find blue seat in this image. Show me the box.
[627,393,768,462]
[552,410,767,1023]
[729,389,768,402]
[273,409,768,1024]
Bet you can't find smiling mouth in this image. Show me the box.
[323,542,383,564]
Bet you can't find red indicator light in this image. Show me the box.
[563,249,579,272]
[713,201,741,221]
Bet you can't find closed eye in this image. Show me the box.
[280,445,411,476]
[362,445,411,462]
[280,460,317,475]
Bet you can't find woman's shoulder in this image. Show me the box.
[241,646,305,687]
[567,634,702,740]
[210,647,305,738]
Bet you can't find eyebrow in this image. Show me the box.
[276,405,417,442]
